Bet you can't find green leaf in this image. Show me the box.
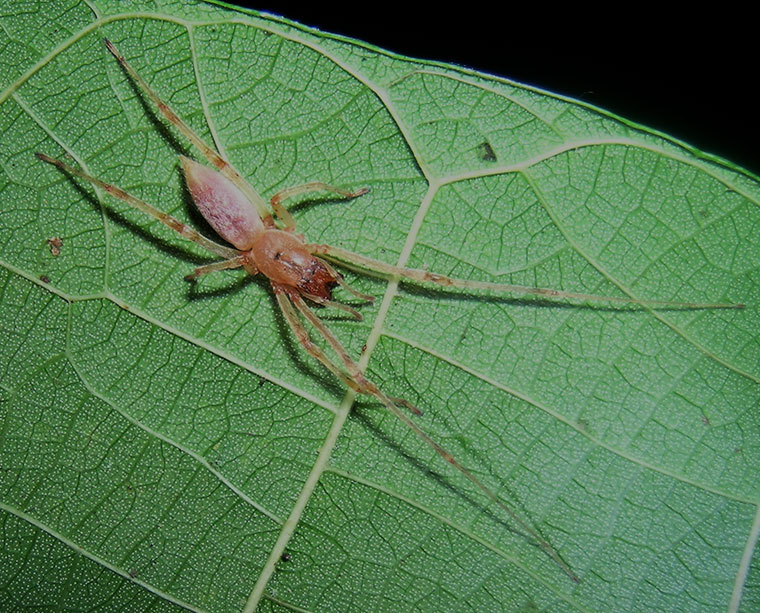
[1,1,758,611]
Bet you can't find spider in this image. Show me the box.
[36,40,743,584]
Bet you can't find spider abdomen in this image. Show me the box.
[181,156,263,249]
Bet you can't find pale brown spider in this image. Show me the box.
[36,40,743,584]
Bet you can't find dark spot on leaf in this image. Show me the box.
[47,237,62,256]
[477,141,497,162]
[39,275,50,284]
[280,552,291,562]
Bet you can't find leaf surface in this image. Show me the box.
[1,1,759,611]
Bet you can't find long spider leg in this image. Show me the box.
[274,288,367,396]
[277,291,418,415]
[389,396,423,417]
[103,39,271,220]
[280,294,418,411]
[290,294,424,421]
[288,292,578,582]
[311,244,745,310]
[36,153,238,260]
[289,293,395,402]
[270,182,370,231]
[185,255,248,281]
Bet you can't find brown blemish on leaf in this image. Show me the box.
[47,237,63,256]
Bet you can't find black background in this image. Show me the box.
[234,5,758,176]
